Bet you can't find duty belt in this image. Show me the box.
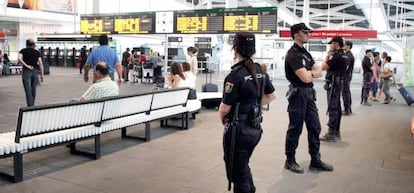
[295,87,314,93]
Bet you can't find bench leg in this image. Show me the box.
[94,135,101,159]
[121,125,150,142]
[69,136,101,160]
[13,154,23,183]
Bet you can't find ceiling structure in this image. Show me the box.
[183,0,414,49]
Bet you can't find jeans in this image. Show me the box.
[382,78,393,100]
[123,65,129,81]
[22,68,40,106]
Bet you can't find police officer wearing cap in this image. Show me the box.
[320,36,347,142]
[219,32,276,193]
[284,23,333,173]
[342,41,355,115]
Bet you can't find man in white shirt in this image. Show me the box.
[80,62,119,101]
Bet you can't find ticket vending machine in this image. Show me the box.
[58,48,65,66]
[40,47,50,74]
[66,47,76,67]
[54,47,60,66]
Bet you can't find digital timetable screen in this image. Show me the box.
[175,9,223,34]
[80,16,113,34]
[113,13,155,34]
[80,7,277,35]
[223,7,277,33]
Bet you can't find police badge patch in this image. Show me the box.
[224,82,234,93]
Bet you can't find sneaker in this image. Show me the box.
[372,98,379,102]
[335,133,341,140]
[342,111,351,116]
[320,133,336,142]
[309,159,334,172]
[284,160,304,174]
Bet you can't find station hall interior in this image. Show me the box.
[0,0,414,193]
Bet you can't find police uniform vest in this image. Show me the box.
[226,62,264,127]
[285,43,314,88]
[325,49,346,81]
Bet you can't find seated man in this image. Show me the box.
[80,62,119,101]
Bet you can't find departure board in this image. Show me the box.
[113,13,155,34]
[175,9,223,34]
[223,7,277,34]
[80,7,277,35]
[80,16,113,34]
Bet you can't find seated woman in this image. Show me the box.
[167,62,186,89]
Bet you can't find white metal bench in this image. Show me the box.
[0,87,199,183]
[99,93,153,141]
[0,99,105,182]
[8,65,23,74]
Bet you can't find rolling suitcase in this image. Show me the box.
[201,70,221,109]
[397,84,414,106]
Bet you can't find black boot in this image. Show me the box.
[309,159,334,172]
[284,158,304,174]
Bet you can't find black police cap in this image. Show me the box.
[290,23,312,37]
[328,36,344,47]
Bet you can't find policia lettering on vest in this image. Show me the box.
[284,23,334,174]
[219,32,276,193]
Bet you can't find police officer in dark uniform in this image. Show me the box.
[284,23,333,173]
[320,36,347,142]
[342,41,354,115]
[361,49,374,106]
[219,32,276,193]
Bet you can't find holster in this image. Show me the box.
[286,85,298,100]
[323,80,332,91]
[239,105,262,128]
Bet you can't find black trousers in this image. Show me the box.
[362,73,372,103]
[342,76,352,113]
[327,81,342,135]
[223,122,261,193]
[285,88,321,160]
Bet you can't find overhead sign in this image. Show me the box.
[223,7,277,33]
[80,7,277,35]
[80,15,113,34]
[113,12,155,34]
[279,30,377,39]
[175,9,223,34]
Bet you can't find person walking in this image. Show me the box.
[380,56,395,104]
[84,34,122,85]
[320,36,347,142]
[219,32,276,193]
[284,23,333,173]
[342,41,354,115]
[79,45,87,74]
[121,48,131,81]
[18,39,45,106]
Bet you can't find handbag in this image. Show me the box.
[379,67,393,79]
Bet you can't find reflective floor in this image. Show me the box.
[0,67,413,193]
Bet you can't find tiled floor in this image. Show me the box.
[0,67,413,193]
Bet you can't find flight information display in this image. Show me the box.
[80,16,113,34]
[175,9,223,34]
[223,7,277,33]
[113,13,155,34]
